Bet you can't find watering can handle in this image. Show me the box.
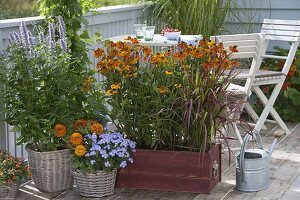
[239,130,264,181]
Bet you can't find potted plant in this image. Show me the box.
[70,120,136,198]
[0,18,106,192]
[95,38,238,193]
[0,150,31,199]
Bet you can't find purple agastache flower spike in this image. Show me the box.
[27,30,34,46]
[59,39,67,52]
[13,32,20,43]
[138,47,143,67]
[20,21,29,47]
[57,16,67,40]
[48,23,55,43]
[38,31,45,43]
[8,37,12,45]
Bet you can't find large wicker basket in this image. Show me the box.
[26,148,73,193]
[73,169,117,198]
[0,182,19,200]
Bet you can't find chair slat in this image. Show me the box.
[265,35,299,42]
[229,52,257,59]
[263,19,300,26]
[261,29,300,37]
[262,55,288,60]
[262,24,300,31]
[211,33,260,41]
[222,40,258,47]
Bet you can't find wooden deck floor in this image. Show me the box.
[16,122,300,200]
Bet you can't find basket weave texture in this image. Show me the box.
[73,169,117,198]
[0,182,19,200]
[26,148,73,193]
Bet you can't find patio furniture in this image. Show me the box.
[240,19,300,135]
[211,33,267,144]
[107,34,202,52]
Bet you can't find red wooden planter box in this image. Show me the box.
[116,144,221,194]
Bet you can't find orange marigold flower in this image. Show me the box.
[94,48,104,58]
[70,132,83,146]
[173,52,188,61]
[158,86,169,94]
[74,145,87,157]
[90,121,104,135]
[73,119,88,130]
[54,123,67,138]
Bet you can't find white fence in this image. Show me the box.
[0,3,147,158]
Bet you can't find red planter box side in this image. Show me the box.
[116,144,221,194]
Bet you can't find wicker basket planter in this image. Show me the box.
[73,169,117,198]
[0,182,19,200]
[26,148,73,193]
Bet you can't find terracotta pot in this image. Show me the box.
[116,144,221,194]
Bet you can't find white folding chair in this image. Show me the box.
[241,19,300,135]
[211,33,267,144]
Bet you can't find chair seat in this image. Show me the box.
[227,83,247,96]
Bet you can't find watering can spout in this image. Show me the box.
[268,138,277,156]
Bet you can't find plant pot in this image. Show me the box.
[26,148,73,193]
[116,144,221,194]
[73,169,117,198]
[0,182,19,200]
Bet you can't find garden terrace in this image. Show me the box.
[1,1,300,200]
[14,122,300,199]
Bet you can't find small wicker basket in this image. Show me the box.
[0,182,19,200]
[73,169,117,198]
[26,148,73,193]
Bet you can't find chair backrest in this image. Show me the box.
[210,33,267,95]
[261,19,300,76]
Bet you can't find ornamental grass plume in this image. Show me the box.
[95,37,239,152]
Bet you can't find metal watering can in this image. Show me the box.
[236,131,277,192]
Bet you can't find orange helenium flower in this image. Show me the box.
[158,86,169,94]
[54,123,67,137]
[73,119,88,130]
[94,48,104,58]
[70,132,83,146]
[91,121,104,135]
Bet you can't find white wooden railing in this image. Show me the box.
[0,3,148,158]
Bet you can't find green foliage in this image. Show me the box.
[0,20,106,151]
[36,0,94,72]
[0,0,38,20]
[255,45,300,122]
[145,0,231,38]
[0,150,31,184]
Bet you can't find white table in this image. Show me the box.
[107,34,203,47]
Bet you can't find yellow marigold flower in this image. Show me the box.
[74,145,87,157]
[111,83,121,90]
[70,132,83,146]
[174,83,182,88]
[91,121,104,135]
[54,123,67,138]
[158,86,169,94]
[165,70,173,76]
